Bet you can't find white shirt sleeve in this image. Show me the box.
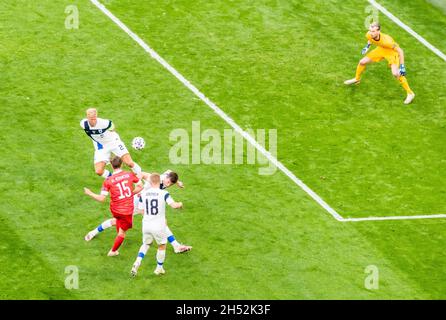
[164,191,174,205]
[80,119,86,128]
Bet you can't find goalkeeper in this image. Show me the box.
[344,22,415,105]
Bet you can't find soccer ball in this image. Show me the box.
[132,137,145,150]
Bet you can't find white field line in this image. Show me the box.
[368,0,446,62]
[344,214,446,222]
[90,0,344,222]
[91,0,446,222]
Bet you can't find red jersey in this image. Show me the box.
[101,170,140,215]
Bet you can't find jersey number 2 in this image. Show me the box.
[116,180,132,199]
[146,199,159,215]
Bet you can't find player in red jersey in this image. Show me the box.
[83,156,143,256]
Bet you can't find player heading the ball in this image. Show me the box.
[80,108,142,178]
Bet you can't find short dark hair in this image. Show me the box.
[111,156,122,169]
[167,171,178,184]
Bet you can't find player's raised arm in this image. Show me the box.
[169,201,183,209]
[176,180,185,188]
[165,192,183,209]
[138,172,152,181]
[83,187,107,203]
[133,181,144,195]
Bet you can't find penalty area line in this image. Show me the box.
[89,0,344,222]
[342,214,446,222]
[91,0,446,223]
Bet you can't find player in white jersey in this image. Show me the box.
[80,108,142,178]
[85,169,192,253]
[131,173,183,276]
[135,170,192,253]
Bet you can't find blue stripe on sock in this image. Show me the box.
[97,225,104,232]
[138,252,145,258]
[167,235,175,243]
[157,261,163,266]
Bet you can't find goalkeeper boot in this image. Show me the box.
[344,78,360,85]
[404,92,415,105]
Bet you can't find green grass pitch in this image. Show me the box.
[1,0,446,299]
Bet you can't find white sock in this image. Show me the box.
[101,170,111,179]
[95,219,113,235]
[165,226,180,248]
[131,162,142,175]
[156,249,166,268]
[136,244,149,264]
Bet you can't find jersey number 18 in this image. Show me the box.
[145,199,159,215]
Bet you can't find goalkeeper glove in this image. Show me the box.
[399,64,406,76]
[361,43,371,55]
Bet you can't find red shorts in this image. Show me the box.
[112,212,133,232]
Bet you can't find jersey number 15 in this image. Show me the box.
[116,180,132,199]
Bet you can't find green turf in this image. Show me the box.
[1,0,446,299]
[427,0,446,15]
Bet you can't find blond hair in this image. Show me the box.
[86,108,97,116]
[369,22,381,30]
[150,173,161,185]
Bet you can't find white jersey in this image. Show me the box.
[141,186,174,230]
[80,117,121,151]
[143,171,170,190]
[136,171,172,210]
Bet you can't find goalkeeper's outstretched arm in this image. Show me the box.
[361,41,371,55]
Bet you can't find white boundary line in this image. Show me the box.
[89,0,344,222]
[344,214,446,222]
[368,0,446,62]
[90,0,446,222]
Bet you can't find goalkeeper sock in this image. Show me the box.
[398,76,413,94]
[355,63,366,80]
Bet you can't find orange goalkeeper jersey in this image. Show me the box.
[366,32,399,51]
